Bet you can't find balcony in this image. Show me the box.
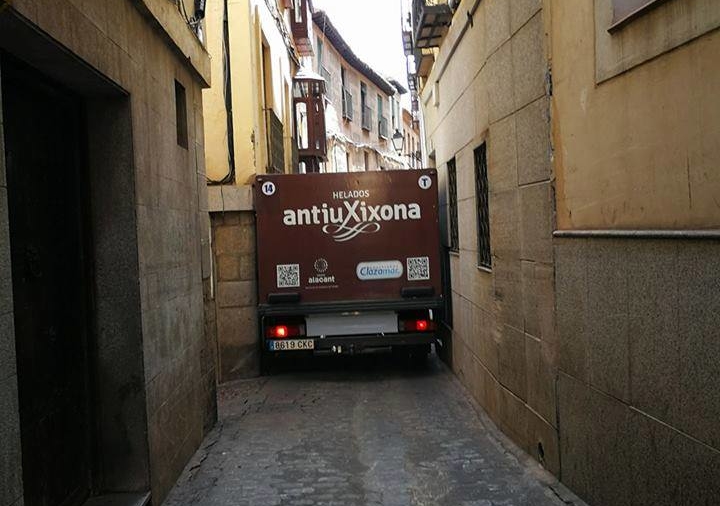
[415,47,435,78]
[290,0,313,56]
[362,106,373,131]
[378,116,389,139]
[342,88,353,120]
[412,0,452,49]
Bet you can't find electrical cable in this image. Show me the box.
[208,0,237,185]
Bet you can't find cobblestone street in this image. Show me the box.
[164,354,584,506]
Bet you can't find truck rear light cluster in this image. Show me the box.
[266,324,305,339]
[399,318,436,332]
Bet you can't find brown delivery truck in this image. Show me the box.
[254,169,443,367]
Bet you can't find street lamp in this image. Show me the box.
[391,128,405,155]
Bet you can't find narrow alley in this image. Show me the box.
[1,1,719,506]
[164,355,582,506]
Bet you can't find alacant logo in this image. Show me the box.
[282,200,422,242]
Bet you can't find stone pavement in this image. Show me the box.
[164,354,586,506]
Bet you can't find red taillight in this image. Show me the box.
[266,323,305,339]
[399,317,435,332]
[270,325,288,338]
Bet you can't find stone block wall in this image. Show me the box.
[1,0,215,504]
[555,237,720,505]
[423,0,559,475]
[211,211,260,382]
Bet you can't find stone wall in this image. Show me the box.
[0,1,215,504]
[421,0,559,474]
[556,236,720,505]
[211,211,260,382]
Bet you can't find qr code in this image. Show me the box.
[407,257,430,281]
[276,264,300,288]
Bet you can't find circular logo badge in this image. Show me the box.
[418,175,432,190]
[261,181,277,196]
[314,258,329,274]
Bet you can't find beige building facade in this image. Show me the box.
[551,1,720,505]
[402,108,422,169]
[409,0,720,504]
[0,1,215,505]
[203,0,313,382]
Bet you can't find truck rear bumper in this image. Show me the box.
[264,333,436,356]
[312,333,435,354]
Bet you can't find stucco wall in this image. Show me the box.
[551,0,720,230]
[205,0,297,184]
[421,0,558,474]
[1,0,214,504]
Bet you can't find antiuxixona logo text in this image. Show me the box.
[282,200,422,242]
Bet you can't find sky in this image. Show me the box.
[311,0,410,106]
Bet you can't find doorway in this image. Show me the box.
[2,55,93,506]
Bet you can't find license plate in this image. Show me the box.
[268,339,315,351]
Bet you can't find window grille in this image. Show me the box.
[475,144,491,268]
[447,158,459,252]
[266,109,285,174]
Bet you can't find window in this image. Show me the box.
[610,0,665,28]
[377,94,388,138]
[341,67,353,120]
[361,83,371,131]
[447,158,459,253]
[316,38,324,72]
[174,80,188,149]
[475,144,491,268]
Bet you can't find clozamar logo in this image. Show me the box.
[356,261,404,281]
[282,200,422,242]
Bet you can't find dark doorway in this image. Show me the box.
[2,55,93,506]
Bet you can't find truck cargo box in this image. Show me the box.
[254,169,443,359]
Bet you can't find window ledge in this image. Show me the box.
[477,265,492,274]
[608,0,669,32]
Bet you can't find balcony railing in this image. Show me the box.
[342,88,353,120]
[362,106,373,131]
[412,0,452,49]
[378,116,389,139]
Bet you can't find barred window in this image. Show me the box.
[447,158,459,253]
[475,144,491,269]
